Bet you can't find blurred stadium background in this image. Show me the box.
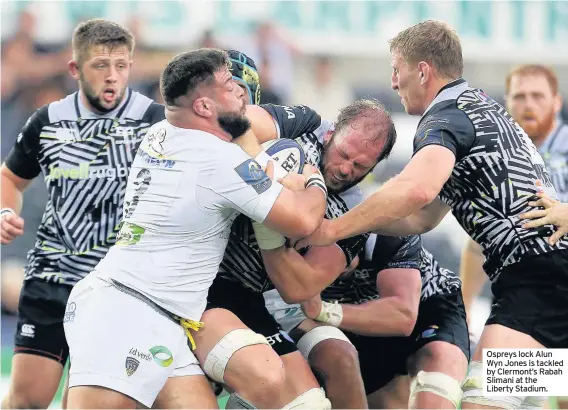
[1,0,567,407]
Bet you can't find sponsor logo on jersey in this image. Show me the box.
[116,222,146,245]
[47,163,129,181]
[147,128,167,157]
[234,159,272,194]
[137,148,176,168]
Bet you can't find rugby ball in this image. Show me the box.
[261,139,305,174]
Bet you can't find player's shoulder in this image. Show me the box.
[261,103,319,119]
[46,92,79,123]
[123,91,163,122]
[260,103,323,139]
[419,79,472,127]
[557,122,568,142]
[337,184,365,209]
[419,100,469,134]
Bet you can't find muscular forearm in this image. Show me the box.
[339,297,416,337]
[1,174,24,214]
[262,245,343,303]
[373,214,428,236]
[330,178,430,242]
[292,187,327,237]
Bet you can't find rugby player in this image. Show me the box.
[265,235,468,409]
[461,65,568,322]
[62,48,329,409]
[0,19,164,409]
[296,20,568,409]
[196,53,396,408]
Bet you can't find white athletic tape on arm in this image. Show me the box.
[254,151,289,180]
[461,361,523,409]
[305,172,327,196]
[0,208,16,219]
[252,221,286,250]
[410,371,462,409]
[296,326,352,360]
[203,329,269,383]
[281,388,331,409]
[316,301,343,327]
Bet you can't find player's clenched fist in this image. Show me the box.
[1,210,24,244]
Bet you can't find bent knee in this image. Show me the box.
[310,337,359,374]
[3,390,53,409]
[225,343,287,396]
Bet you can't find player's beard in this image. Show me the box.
[79,74,125,114]
[518,108,556,144]
[321,142,370,195]
[218,111,251,139]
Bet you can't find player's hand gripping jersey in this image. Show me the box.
[219,104,368,292]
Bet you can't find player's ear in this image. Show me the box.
[193,97,214,118]
[417,61,430,85]
[323,129,333,144]
[68,60,81,81]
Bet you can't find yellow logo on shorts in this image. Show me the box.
[150,345,173,367]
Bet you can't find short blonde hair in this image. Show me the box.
[505,65,559,95]
[389,20,463,79]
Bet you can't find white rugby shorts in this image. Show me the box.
[63,272,203,407]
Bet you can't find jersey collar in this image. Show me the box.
[422,78,469,118]
[74,88,132,120]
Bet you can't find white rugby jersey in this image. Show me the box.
[96,120,283,320]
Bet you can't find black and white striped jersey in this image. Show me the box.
[539,122,568,202]
[320,234,461,305]
[219,104,369,292]
[415,79,568,282]
[5,89,164,285]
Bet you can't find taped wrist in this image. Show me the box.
[316,300,343,327]
[252,221,286,250]
[305,172,327,196]
[0,208,16,219]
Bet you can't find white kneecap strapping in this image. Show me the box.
[461,361,524,409]
[296,326,352,360]
[281,388,331,409]
[410,371,462,408]
[203,329,269,383]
